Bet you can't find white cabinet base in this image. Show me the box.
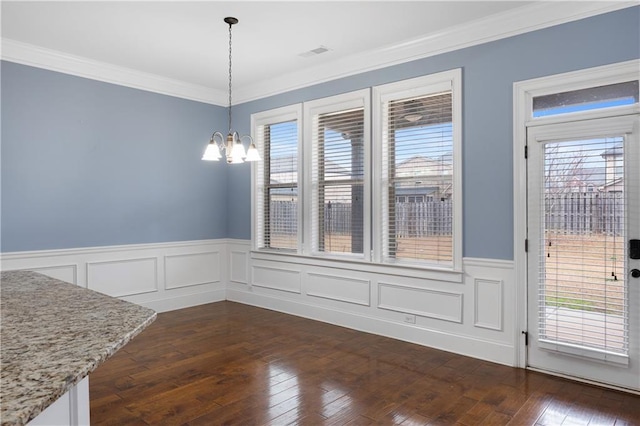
[28,377,90,426]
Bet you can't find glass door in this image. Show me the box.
[526,115,639,390]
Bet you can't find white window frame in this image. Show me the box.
[251,104,303,253]
[302,89,371,261]
[373,69,463,272]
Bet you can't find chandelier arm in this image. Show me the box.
[212,131,225,148]
[239,134,254,144]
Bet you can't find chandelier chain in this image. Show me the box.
[202,17,260,163]
[228,22,233,133]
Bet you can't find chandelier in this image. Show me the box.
[202,17,260,164]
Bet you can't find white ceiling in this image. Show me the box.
[1,1,634,105]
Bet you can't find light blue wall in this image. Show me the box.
[2,7,638,257]
[227,7,640,260]
[1,61,227,252]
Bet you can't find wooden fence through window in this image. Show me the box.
[545,192,624,236]
[268,193,623,238]
[269,200,454,237]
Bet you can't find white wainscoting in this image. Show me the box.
[252,263,302,294]
[165,251,220,290]
[87,257,158,297]
[0,240,227,312]
[474,278,504,331]
[1,239,517,366]
[227,241,517,366]
[228,246,249,285]
[306,272,371,306]
[378,282,463,323]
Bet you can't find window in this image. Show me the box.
[253,105,302,251]
[374,70,462,270]
[539,136,628,358]
[304,90,371,259]
[252,70,461,272]
[533,80,639,118]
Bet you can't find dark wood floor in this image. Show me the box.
[90,302,640,425]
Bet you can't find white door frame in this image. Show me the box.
[513,59,640,369]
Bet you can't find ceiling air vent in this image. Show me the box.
[299,46,330,58]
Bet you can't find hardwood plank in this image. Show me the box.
[399,413,432,425]
[508,393,552,425]
[536,399,573,426]
[457,401,497,425]
[89,301,640,426]
[429,396,478,424]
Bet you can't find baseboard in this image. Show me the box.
[141,289,226,312]
[226,288,515,366]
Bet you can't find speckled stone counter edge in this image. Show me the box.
[1,271,157,426]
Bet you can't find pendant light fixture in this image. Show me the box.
[202,17,260,164]
[402,99,423,123]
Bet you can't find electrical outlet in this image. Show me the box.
[403,314,416,324]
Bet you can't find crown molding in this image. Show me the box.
[234,1,638,103]
[2,2,636,106]
[1,38,228,105]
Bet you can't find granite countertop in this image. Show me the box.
[0,270,157,426]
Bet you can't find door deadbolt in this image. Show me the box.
[631,269,640,278]
[630,240,640,259]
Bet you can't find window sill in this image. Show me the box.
[250,249,464,283]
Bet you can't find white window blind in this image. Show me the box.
[381,91,454,265]
[255,118,299,250]
[313,108,365,255]
[307,91,369,257]
[539,137,628,359]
